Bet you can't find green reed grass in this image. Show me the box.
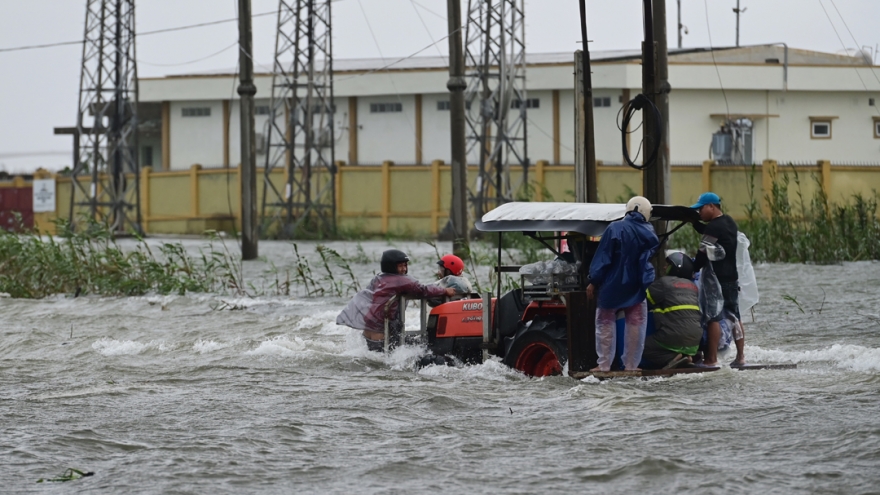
[0,220,242,299]
[668,164,880,263]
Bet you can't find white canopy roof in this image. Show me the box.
[480,202,627,223]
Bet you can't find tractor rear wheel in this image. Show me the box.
[503,326,568,377]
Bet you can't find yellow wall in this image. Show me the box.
[15,159,880,236]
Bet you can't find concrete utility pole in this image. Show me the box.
[677,0,683,48]
[575,0,597,203]
[447,0,469,258]
[733,0,746,47]
[238,0,258,260]
[643,0,671,273]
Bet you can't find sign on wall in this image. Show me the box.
[32,179,56,213]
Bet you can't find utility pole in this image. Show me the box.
[447,0,469,258]
[733,0,746,47]
[677,0,683,48]
[642,0,670,272]
[238,0,258,260]
[575,0,597,203]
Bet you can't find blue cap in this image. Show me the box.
[691,192,721,209]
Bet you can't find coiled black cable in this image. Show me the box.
[619,93,663,170]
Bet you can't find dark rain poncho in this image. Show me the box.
[336,273,447,332]
[588,212,660,309]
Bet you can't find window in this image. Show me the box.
[370,102,402,113]
[182,107,211,117]
[593,96,611,108]
[511,98,539,109]
[436,100,471,111]
[874,118,880,139]
[255,105,271,115]
[811,121,831,139]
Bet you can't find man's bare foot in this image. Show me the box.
[624,367,642,372]
[701,361,718,367]
[730,359,746,368]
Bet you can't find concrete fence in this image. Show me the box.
[8,159,880,236]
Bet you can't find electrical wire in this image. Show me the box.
[821,0,880,116]
[408,0,448,64]
[138,40,239,67]
[0,10,276,54]
[703,0,731,120]
[619,94,661,170]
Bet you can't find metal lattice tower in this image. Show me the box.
[464,0,529,218]
[70,0,141,235]
[261,0,336,238]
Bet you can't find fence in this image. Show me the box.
[10,159,880,236]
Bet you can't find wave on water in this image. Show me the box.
[192,339,230,354]
[750,344,880,372]
[91,337,173,356]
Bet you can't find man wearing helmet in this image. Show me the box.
[587,196,660,372]
[641,252,703,369]
[336,249,455,351]
[428,254,474,306]
[689,192,746,367]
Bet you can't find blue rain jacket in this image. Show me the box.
[589,212,660,309]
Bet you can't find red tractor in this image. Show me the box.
[419,201,708,378]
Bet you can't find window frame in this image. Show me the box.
[808,116,836,140]
[181,107,211,117]
[874,117,880,139]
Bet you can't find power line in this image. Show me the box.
[817,0,880,116]
[0,11,276,54]
[827,0,880,90]
[703,0,731,119]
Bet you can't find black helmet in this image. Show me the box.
[380,249,410,274]
[666,252,694,279]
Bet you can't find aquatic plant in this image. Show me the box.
[37,468,93,483]
[0,220,243,299]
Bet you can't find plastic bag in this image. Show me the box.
[736,231,759,313]
[697,263,724,328]
[519,259,580,285]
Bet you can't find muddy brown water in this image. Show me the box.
[3,240,879,493]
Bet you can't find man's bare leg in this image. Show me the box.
[704,321,721,366]
[732,320,746,365]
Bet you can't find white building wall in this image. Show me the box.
[358,95,416,164]
[768,91,880,163]
[421,93,452,164]
[169,100,224,170]
[525,90,554,164]
[592,89,624,164]
[558,90,575,163]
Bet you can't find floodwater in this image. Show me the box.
[2,239,880,494]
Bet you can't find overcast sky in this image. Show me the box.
[0,0,877,173]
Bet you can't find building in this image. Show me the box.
[137,45,880,173]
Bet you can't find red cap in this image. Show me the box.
[437,254,465,276]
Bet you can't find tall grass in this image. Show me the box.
[0,220,243,298]
[667,165,880,263]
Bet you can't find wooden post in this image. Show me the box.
[223,100,230,168]
[818,159,832,200]
[190,164,202,218]
[431,159,442,234]
[161,101,171,170]
[535,159,548,202]
[381,160,392,233]
[701,159,713,193]
[141,166,151,233]
[335,160,345,222]
[552,90,560,165]
[622,88,631,163]
[348,97,358,165]
[415,94,423,165]
[762,159,778,217]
